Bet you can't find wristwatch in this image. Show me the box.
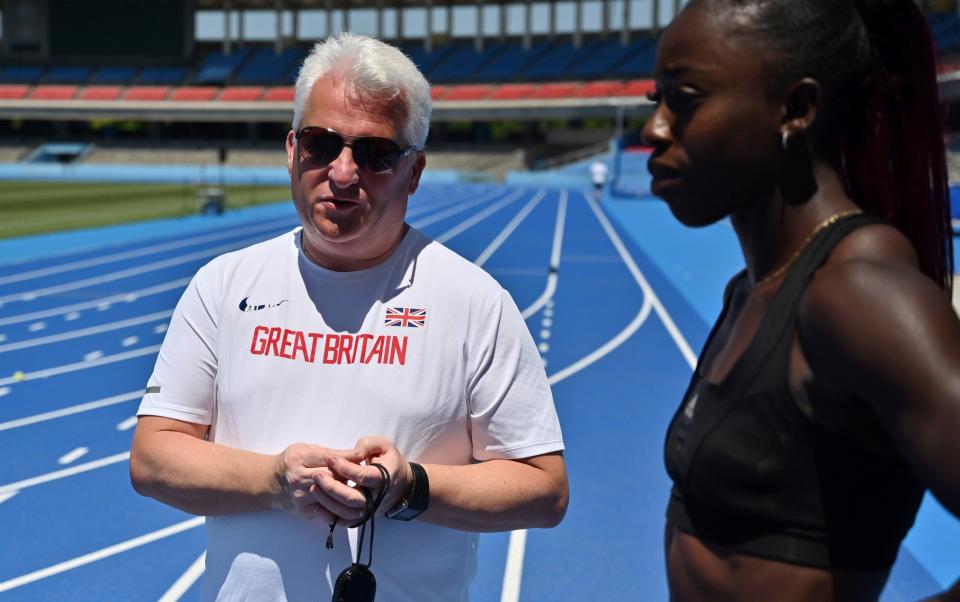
[386,462,429,521]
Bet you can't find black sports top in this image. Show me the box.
[664,213,925,570]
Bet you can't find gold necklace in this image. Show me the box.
[749,210,861,290]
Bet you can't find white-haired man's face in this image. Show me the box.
[286,75,425,271]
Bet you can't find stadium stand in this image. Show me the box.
[567,37,656,79]
[90,66,139,85]
[43,66,92,85]
[124,86,171,101]
[31,86,79,100]
[137,67,188,86]
[194,46,253,85]
[427,42,506,83]
[0,65,44,84]
[219,87,266,101]
[78,86,124,101]
[472,40,553,81]
[520,39,605,81]
[170,86,220,101]
[234,46,304,84]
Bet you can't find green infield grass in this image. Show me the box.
[0,181,292,239]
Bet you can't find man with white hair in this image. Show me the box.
[130,34,568,602]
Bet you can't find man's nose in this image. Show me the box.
[328,145,359,188]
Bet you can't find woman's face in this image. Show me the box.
[643,4,784,227]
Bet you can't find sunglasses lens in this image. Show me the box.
[354,138,402,173]
[299,130,343,164]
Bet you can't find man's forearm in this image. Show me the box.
[130,428,280,516]
[417,453,568,532]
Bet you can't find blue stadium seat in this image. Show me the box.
[194,46,253,84]
[520,39,605,80]
[428,42,506,83]
[402,42,457,76]
[234,46,302,85]
[567,37,654,79]
[44,66,92,84]
[472,41,553,81]
[0,65,44,84]
[137,67,187,85]
[611,40,659,77]
[91,66,138,85]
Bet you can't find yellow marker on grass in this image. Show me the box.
[12,371,24,382]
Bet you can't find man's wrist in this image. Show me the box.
[386,462,429,521]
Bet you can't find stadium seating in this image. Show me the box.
[194,46,253,85]
[31,86,79,100]
[124,86,171,101]
[0,65,44,84]
[472,41,553,81]
[91,66,138,85]
[428,42,506,82]
[0,85,30,100]
[520,39,605,80]
[79,86,124,101]
[234,46,304,85]
[170,86,219,101]
[138,67,188,85]
[219,87,265,101]
[567,37,654,79]
[43,66,92,84]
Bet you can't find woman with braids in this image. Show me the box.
[644,0,960,600]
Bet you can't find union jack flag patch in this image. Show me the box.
[384,307,427,328]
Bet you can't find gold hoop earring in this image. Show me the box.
[781,131,791,151]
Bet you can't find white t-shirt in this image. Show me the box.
[590,161,609,186]
[138,226,564,602]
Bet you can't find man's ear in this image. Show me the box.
[781,78,821,141]
[407,152,426,195]
[285,129,297,179]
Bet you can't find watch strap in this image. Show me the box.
[386,462,429,521]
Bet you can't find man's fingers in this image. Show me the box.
[328,457,388,489]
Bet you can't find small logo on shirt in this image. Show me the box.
[384,307,427,328]
[239,297,288,312]
[683,393,699,419]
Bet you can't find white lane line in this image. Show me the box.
[0,451,130,495]
[410,188,509,229]
[0,216,296,286]
[122,336,139,347]
[474,190,547,267]
[500,529,527,602]
[583,191,697,369]
[548,294,654,386]
[0,232,280,305]
[154,323,168,334]
[0,517,205,594]
[0,345,161,386]
[0,390,143,432]
[57,447,89,465]
[0,310,172,353]
[0,277,191,327]
[436,188,527,243]
[0,491,18,504]
[521,191,569,319]
[158,551,206,602]
[27,322,46,332]
[405,186,492,219]
[0,387,9,398]
[116,416,139,431]
[83,350,104,362]
[64,312,80,321]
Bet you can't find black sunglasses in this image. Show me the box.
[295,126,417,173]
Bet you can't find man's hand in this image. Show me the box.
[323,436,414,518]
[272,443,364,522]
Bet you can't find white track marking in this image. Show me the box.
[158,551,206,602]
[436,189,527,243]
[27,322,46,332]
[0,345,161,386]
[0,217,296,286]
[57,447,89,465]
[0,517,205,594]
[0,390,142,432]
[583,192,697,369]
[122,336,139,347]
[83,351,104,362]
[154,323,168,334]
[0,451,130,495]
[116,416,139,431]
[410,188,509,229]
[0,278,191,327]
[474,190,547,267]
[521,191,568,319]
[0,387,9,397]
[0,310,172,353]
[0,491,18,504]
[405,186,492,219]
[0,233,279,305]
[500,529,527,602]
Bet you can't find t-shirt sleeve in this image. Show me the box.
[467,288,564,461]
[137,260,221,425]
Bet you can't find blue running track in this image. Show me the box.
[0,181,956,601]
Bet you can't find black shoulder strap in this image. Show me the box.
[720,212,883,395]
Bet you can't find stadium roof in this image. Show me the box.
[194,1,550,8]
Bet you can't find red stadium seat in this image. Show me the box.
[621,79,656,97]
[218,87,265,101]
[263,86,295,102]
[0,85,30,100]
[576,81,627,98]
[170,86,219,101]
[31,85,78,100]
[124,86,171,101]
[79,86,123,101]
[489,84,537,100]
[529,82,581,99]
[430,85,449,101]
[444,85,494,101]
